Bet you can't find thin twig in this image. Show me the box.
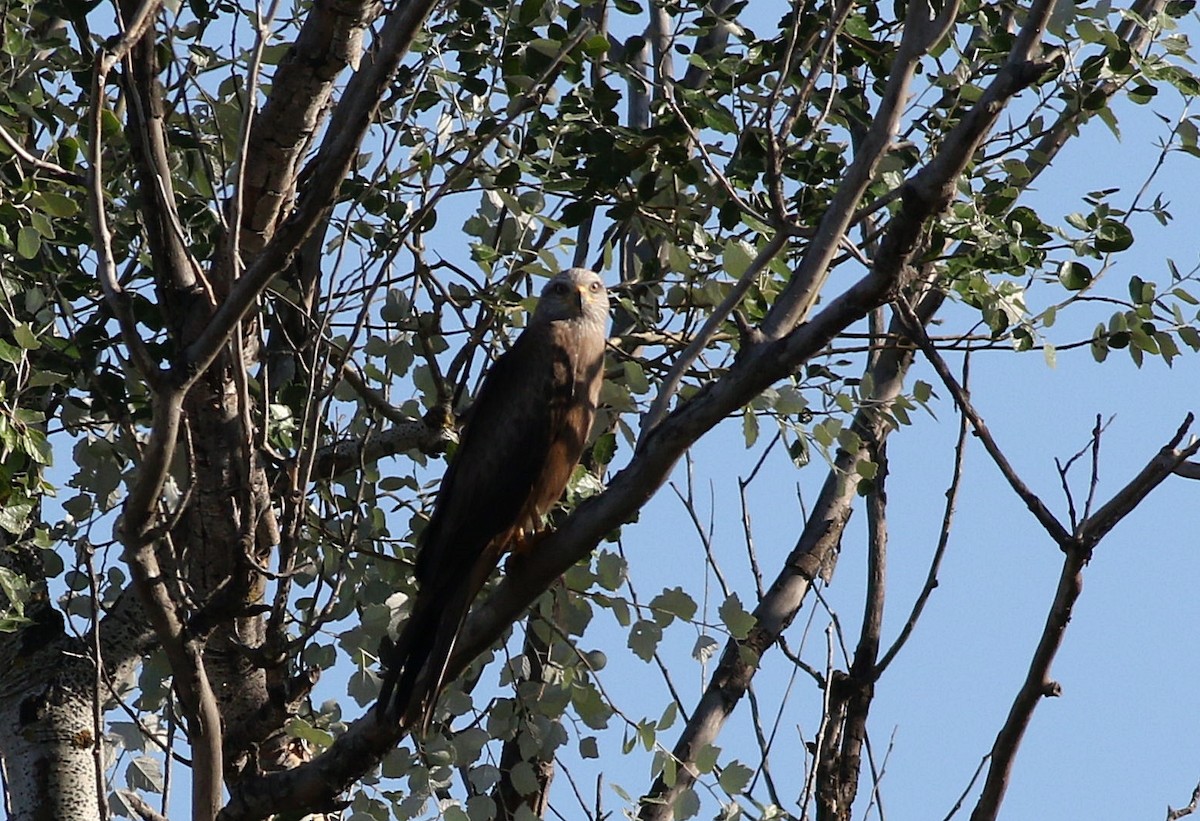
[876,353,970,674]
[894,297,1070,546]
[639,232,789,444]
[86,546,110,821]
[0,123,86,183]
[941,754,991,821]
[1167,780,1200,821]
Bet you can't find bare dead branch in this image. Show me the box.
[0,122,86,184]
[969,414,1198,821]
[941,754,991,821]
[894,297,1071,546]
[1174,461,1200,480]
[876,358,970,674]
[1077,414,1200,546]
[967,544,1084,821]
[1167,781,1200,821]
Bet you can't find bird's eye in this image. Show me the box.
[588,281,602,292]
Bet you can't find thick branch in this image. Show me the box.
[184,0,440,378]
[759,0,960,339]
[238,0,383,255]
[968,542,1086,821]
[311,416,456,480]
[120,392,226,821]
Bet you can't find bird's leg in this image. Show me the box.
[504,527,550,573]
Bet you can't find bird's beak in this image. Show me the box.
[574,285,589,307]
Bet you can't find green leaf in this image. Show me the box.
[595,551,626,590]
[592,431,617,466]
[673,788,701,820]
[1129,275,1155,304]
[1043,342,1057,368]
[718,593,756,640]
[627,619,662,661]
[0,500,33,534]
[0,567,31,620]
[1058,261,1093,291]
[1094,219,1134,253]
[718,761,754,794]
[509,761,540,797]
[12,323,40,350]
[638,719,656,750]
[695,744,720,774]
[723,238,755,278]
[572,682,613,730]
[16,226,40,259]
[33,192,79,218]
[285,717,334,749]
[623,361,650,394]
[581,34,610,57]
[692,634,719,663]
[855,459,878,479]
[649,586,697,626]
[1177,325,1200,351]
[126,755,164,793]
[742,408,759,447]
[1156,331,1180,366]
[787,436,810,467]
[658,702,678,731]
[0,339,22,364]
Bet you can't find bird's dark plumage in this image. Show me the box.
[377,267,609,730]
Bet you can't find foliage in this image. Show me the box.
[0,0,1198,818]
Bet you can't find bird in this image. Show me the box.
[377,267,609,730]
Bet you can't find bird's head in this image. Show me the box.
[534,267,609,328]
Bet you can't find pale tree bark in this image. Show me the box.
[0,543,100,821]
[0,541,158,820]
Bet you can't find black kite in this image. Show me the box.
[377,267,609,729]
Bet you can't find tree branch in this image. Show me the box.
[238,0,383,256]
[759,0,961,339]
[183,0,441,377]
[968,414,1197,820]
[0,122,86,184]
[893,297,1072,545]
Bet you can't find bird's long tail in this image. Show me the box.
[375,594,440,726]
[376,557,494,729]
